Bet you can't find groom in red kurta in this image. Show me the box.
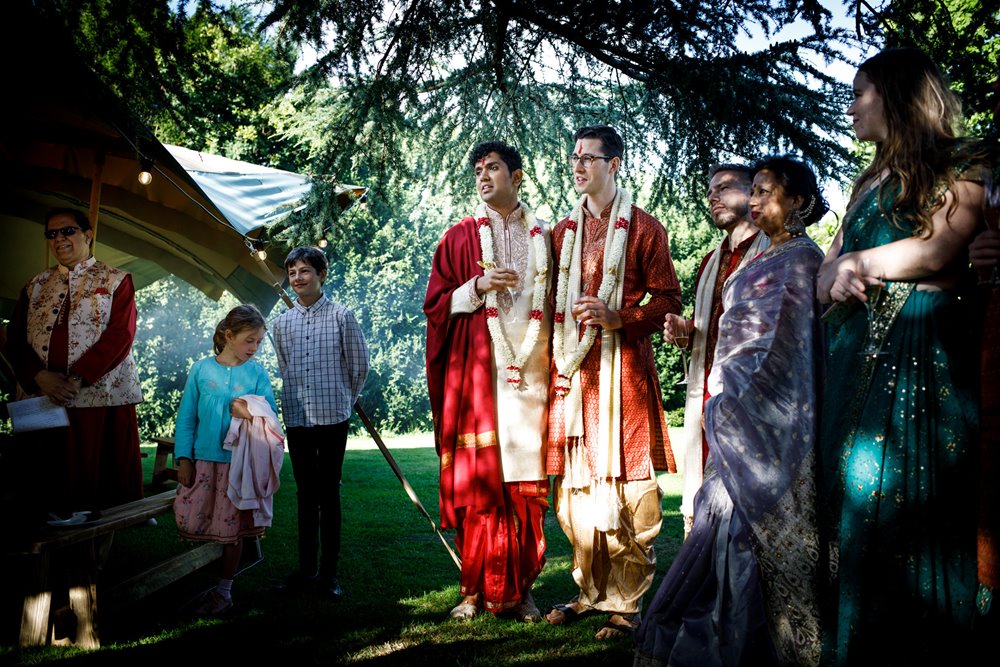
[425,141,550,621]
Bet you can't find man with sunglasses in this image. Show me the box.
[545,125,680,639]
[6,208,143,516]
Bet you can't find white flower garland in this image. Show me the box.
[476,203,549,387]
[552,189,632,397]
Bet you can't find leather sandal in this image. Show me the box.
[545,601,591,625]
[595,613,639,639]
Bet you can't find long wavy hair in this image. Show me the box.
[849,47,965,237]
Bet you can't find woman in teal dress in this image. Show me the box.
[817,48,988,665]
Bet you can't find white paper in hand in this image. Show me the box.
[7,396,70,432]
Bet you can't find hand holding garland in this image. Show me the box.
[552,188,632,397]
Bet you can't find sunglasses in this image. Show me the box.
[44,226,84,240]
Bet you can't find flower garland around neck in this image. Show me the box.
[476,203,548,387]
[552,188,632,397]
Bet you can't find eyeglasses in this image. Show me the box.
[567,154,613,168]
[44,226,83,240]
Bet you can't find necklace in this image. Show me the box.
[552,189,632,396]
[476,203,549,387]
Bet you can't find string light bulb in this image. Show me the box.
[257,249,267,260]
[137,157,154,185]
[318,238,328,248]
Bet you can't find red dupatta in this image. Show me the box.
[424,216,504,529]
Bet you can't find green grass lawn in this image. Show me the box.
[2,436,683,666]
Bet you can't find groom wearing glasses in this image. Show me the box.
[544,125,680,639]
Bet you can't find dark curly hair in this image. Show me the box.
[468,141,523,174]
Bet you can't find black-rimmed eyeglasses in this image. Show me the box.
[44,226,83,240]
[567,154,613,168]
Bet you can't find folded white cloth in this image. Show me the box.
[223,394,285,527]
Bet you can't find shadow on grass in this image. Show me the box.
[1,448,681,666]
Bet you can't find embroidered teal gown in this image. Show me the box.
[820,171,981,665]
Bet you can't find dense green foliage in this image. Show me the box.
[34,0,302,166]
[856,0,999,134]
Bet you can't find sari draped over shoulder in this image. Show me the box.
[820,149,987,665]
[635,238,825,667]
[424,217,504,530]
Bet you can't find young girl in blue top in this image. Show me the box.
[173,304,278,615]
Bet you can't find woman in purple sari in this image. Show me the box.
[634,156,827,667]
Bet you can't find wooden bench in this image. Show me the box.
[151,437,178,485]
[8,489,222,648]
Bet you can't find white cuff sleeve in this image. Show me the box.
[450,277,484,315]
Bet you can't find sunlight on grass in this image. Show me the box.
[345,638,415,661]
[399,586,457,614]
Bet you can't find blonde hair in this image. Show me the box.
[849,48,966,237]
[213,304,265,354]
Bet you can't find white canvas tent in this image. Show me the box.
[0,5,365,317]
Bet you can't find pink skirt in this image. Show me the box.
[174,460,264,544]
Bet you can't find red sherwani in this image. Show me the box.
[547,205,680,477]
[424,214,548,612]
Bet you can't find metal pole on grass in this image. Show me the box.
[353,401,462,572]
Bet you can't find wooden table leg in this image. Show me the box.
[63,540,100,648]
[46,541,100,648]
[19,552,52,647]
[152,439,176,485]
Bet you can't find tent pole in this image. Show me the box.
[88,151,104,250]
[354,402,462,571]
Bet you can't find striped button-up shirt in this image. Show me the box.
[271,295,369,427]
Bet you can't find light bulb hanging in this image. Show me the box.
[137,156,154,185]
